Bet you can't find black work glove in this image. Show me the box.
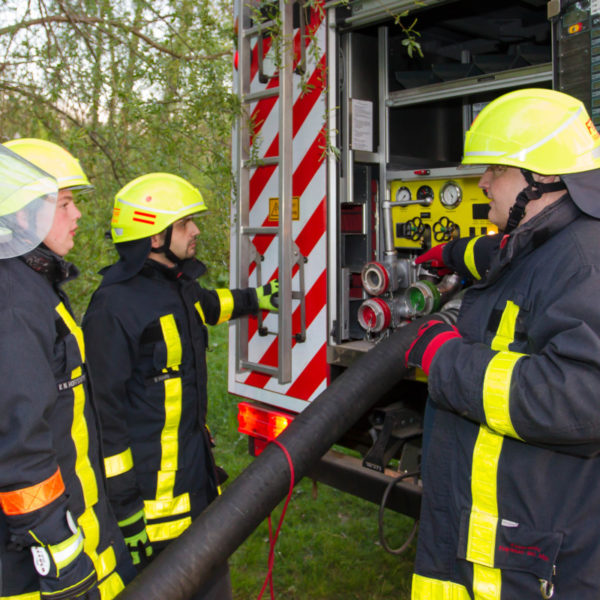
[405,320,462,375]
[256,279,279,312]
[118,509,154,569]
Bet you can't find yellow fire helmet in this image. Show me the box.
[0,145,58,259]
[111,172,208,243]
[3,138,92,192]
[462,88,600,175]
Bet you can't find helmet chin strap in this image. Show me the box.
[150,225,182,265]
[504,168,566,234]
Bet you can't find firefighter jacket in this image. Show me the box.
[412,195,600,600]
[0,248,136,599]
[82,258,259,549]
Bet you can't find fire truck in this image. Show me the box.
[229,0,598,518]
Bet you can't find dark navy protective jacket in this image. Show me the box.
[0,251,135,598]
[412,196,600,599]
[82,258,259,549]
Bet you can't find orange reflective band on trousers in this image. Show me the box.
[0,468,65,515]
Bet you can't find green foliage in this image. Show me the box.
[0,0,236,315]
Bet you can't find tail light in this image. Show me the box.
[237,401,295,455]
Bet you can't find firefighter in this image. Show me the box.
[0,140,136,599]
[405,88,600,600]
[81,172,278,598]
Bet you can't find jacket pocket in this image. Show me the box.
[457,508,562,583]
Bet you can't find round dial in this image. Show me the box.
[440,181,462,208]
[395,186,411,204]
[416,185,434,207]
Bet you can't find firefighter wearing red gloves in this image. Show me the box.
[0,140,135,599]
[406,89,600,600]
[82,173,277,598]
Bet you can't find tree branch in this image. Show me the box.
[0,13,230,61]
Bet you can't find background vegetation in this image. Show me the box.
[0,1,417,597]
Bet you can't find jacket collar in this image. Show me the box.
[142,257,207,282]
[482,194,580,286]
[19,244,79,285]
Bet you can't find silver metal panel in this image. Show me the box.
[387,63,553,108]
[344,0,455,28]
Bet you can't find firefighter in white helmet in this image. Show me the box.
[0,139,136,599]
[82,172,277,598]
[405,89,600,599]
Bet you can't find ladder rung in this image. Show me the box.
[243,88,280,103]
[242,20,277,37]
[242,226,279,235]
[240,361,278,377]
[244,156,279,168]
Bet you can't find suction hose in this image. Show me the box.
[118,316,430,600]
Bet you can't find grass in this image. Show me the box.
[205,323,417,600]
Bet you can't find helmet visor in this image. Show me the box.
[0,146,58,259]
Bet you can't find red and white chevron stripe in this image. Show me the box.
[229,4,329,412]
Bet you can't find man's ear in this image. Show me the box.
[150,233,164,250]
[533,173,560,184]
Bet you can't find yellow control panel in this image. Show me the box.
[390,175,497,250]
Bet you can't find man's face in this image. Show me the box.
[168,216,200,261]
[43,189,81,256]
[478,165,528,231]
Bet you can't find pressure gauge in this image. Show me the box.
[416,185,434,207]
[440,181,462,208]
[395,186,411,205]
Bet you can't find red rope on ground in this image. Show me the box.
[256,439,295,600]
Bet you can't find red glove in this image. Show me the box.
[415,244,451,275]
[405,320,461,375]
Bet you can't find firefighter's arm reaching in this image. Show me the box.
[195,279,278,325]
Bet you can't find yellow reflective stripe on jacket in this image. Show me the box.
[104,448,134,478]
[1,592,40,599]
[469,427,503,599]
[145,315,191,542]
[55,302,85,361]
[159,315,182,368]
[216,289,234,324]
[466,299,526,599]
[145,493,191,520]
[55,305,122,598]
[483,352,524,440]
[490,301,520,352]
[411,574,471,599]
[146,516,192,543]
[98,571,125,599]
[484,300,525,439]
[464,236,485,280]
[194,301,206,324]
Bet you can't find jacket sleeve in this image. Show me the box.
[82,297,144,521]
[428,264,600,457]
[0,305,74,546]
[443,234,500,281]
[195,286,259,326]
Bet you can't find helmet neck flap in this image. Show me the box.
[505,169,566,234]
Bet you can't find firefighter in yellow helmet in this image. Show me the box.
[82,173,277,598]
[405,89,600,600]
[0,139,136,599]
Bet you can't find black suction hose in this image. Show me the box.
[118,317,428,600]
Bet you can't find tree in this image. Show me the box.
[0,0,236,314]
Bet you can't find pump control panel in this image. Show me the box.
[390,173,497,250]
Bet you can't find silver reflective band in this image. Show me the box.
[117,196,205,215]
[508,106,583,163]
